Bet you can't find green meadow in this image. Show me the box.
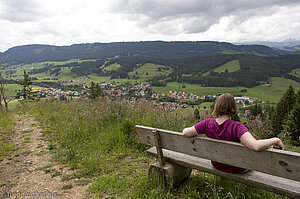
[152,77,300,103]
[4,84,42,97]
[203,60,240,76]
[248,77,300,103]
[102,63,122,71]
[128,63,172,80]
[291,68,300,78]
[152,82,244,96]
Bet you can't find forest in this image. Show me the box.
[45,54,300,88]
[0,41,279,65]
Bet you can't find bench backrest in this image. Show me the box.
[136,125,300,182]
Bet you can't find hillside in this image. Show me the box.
[1,41,277,65]
[1,41,300,92]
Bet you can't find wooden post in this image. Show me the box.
[153,129,165,166]
[149,161,192,188]
[150,129,191,187]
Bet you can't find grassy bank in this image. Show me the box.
[0,111,15,161]
[17,99,287,198]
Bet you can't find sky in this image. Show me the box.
[1,0,300,52]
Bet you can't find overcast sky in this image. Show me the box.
[0,0,300,52]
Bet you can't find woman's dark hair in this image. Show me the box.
[212,93,237,117]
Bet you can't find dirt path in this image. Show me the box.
[0,114,90,199]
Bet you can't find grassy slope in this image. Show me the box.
[128,63,172,80]
[248,77,300,103]
[102,63,121,71]
[9,59,101,79]
[203,60,240,76]
[291,68,300,78]
[15,100,287,198]
[0,112,15,160]
[7,59,141,85]
[5,84,42,97]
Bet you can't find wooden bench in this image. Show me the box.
[136,125,300,199]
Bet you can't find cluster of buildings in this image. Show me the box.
[23,79,255,111]
[30,88,84,99]
[151,91,200,100]
[156,102,187,111]
[101,82,151,98]
[234,96,251,104]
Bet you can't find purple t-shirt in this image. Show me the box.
[194,118,249,173]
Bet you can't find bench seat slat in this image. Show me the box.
[147,147,300,199]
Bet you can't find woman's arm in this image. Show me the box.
[240,132,284,151]
[182,126,198,137]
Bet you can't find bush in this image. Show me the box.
[245,114,273,139]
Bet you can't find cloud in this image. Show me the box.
[109,0,300,34]
[0,0,300,51]
[0,0,47,22]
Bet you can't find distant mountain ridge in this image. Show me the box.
[272,45,300,55]
[0,41,278,65]
[238,39,300,47]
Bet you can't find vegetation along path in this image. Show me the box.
[0,114,89,198]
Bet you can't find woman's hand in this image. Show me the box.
[272,138,284,150]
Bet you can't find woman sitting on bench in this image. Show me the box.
[182,93,284,174]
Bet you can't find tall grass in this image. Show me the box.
[18,99,287,198]
[0,111,15,160]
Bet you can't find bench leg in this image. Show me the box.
[149,161,192,187]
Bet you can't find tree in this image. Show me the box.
[224,69,229,75]
[248,104,263,117]
[231,114,240,122]
[271,85,296,136]
[0,62,13,111]
[0,72,11,111]
[15,70,32,100]
[285,89,300,145]
[194,108,200,120]
[88,81,104,99]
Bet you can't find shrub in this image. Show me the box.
[245,114,273,139]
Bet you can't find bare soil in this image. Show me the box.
[0,114,90,199]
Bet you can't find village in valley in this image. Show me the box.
[25,80,256,112]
